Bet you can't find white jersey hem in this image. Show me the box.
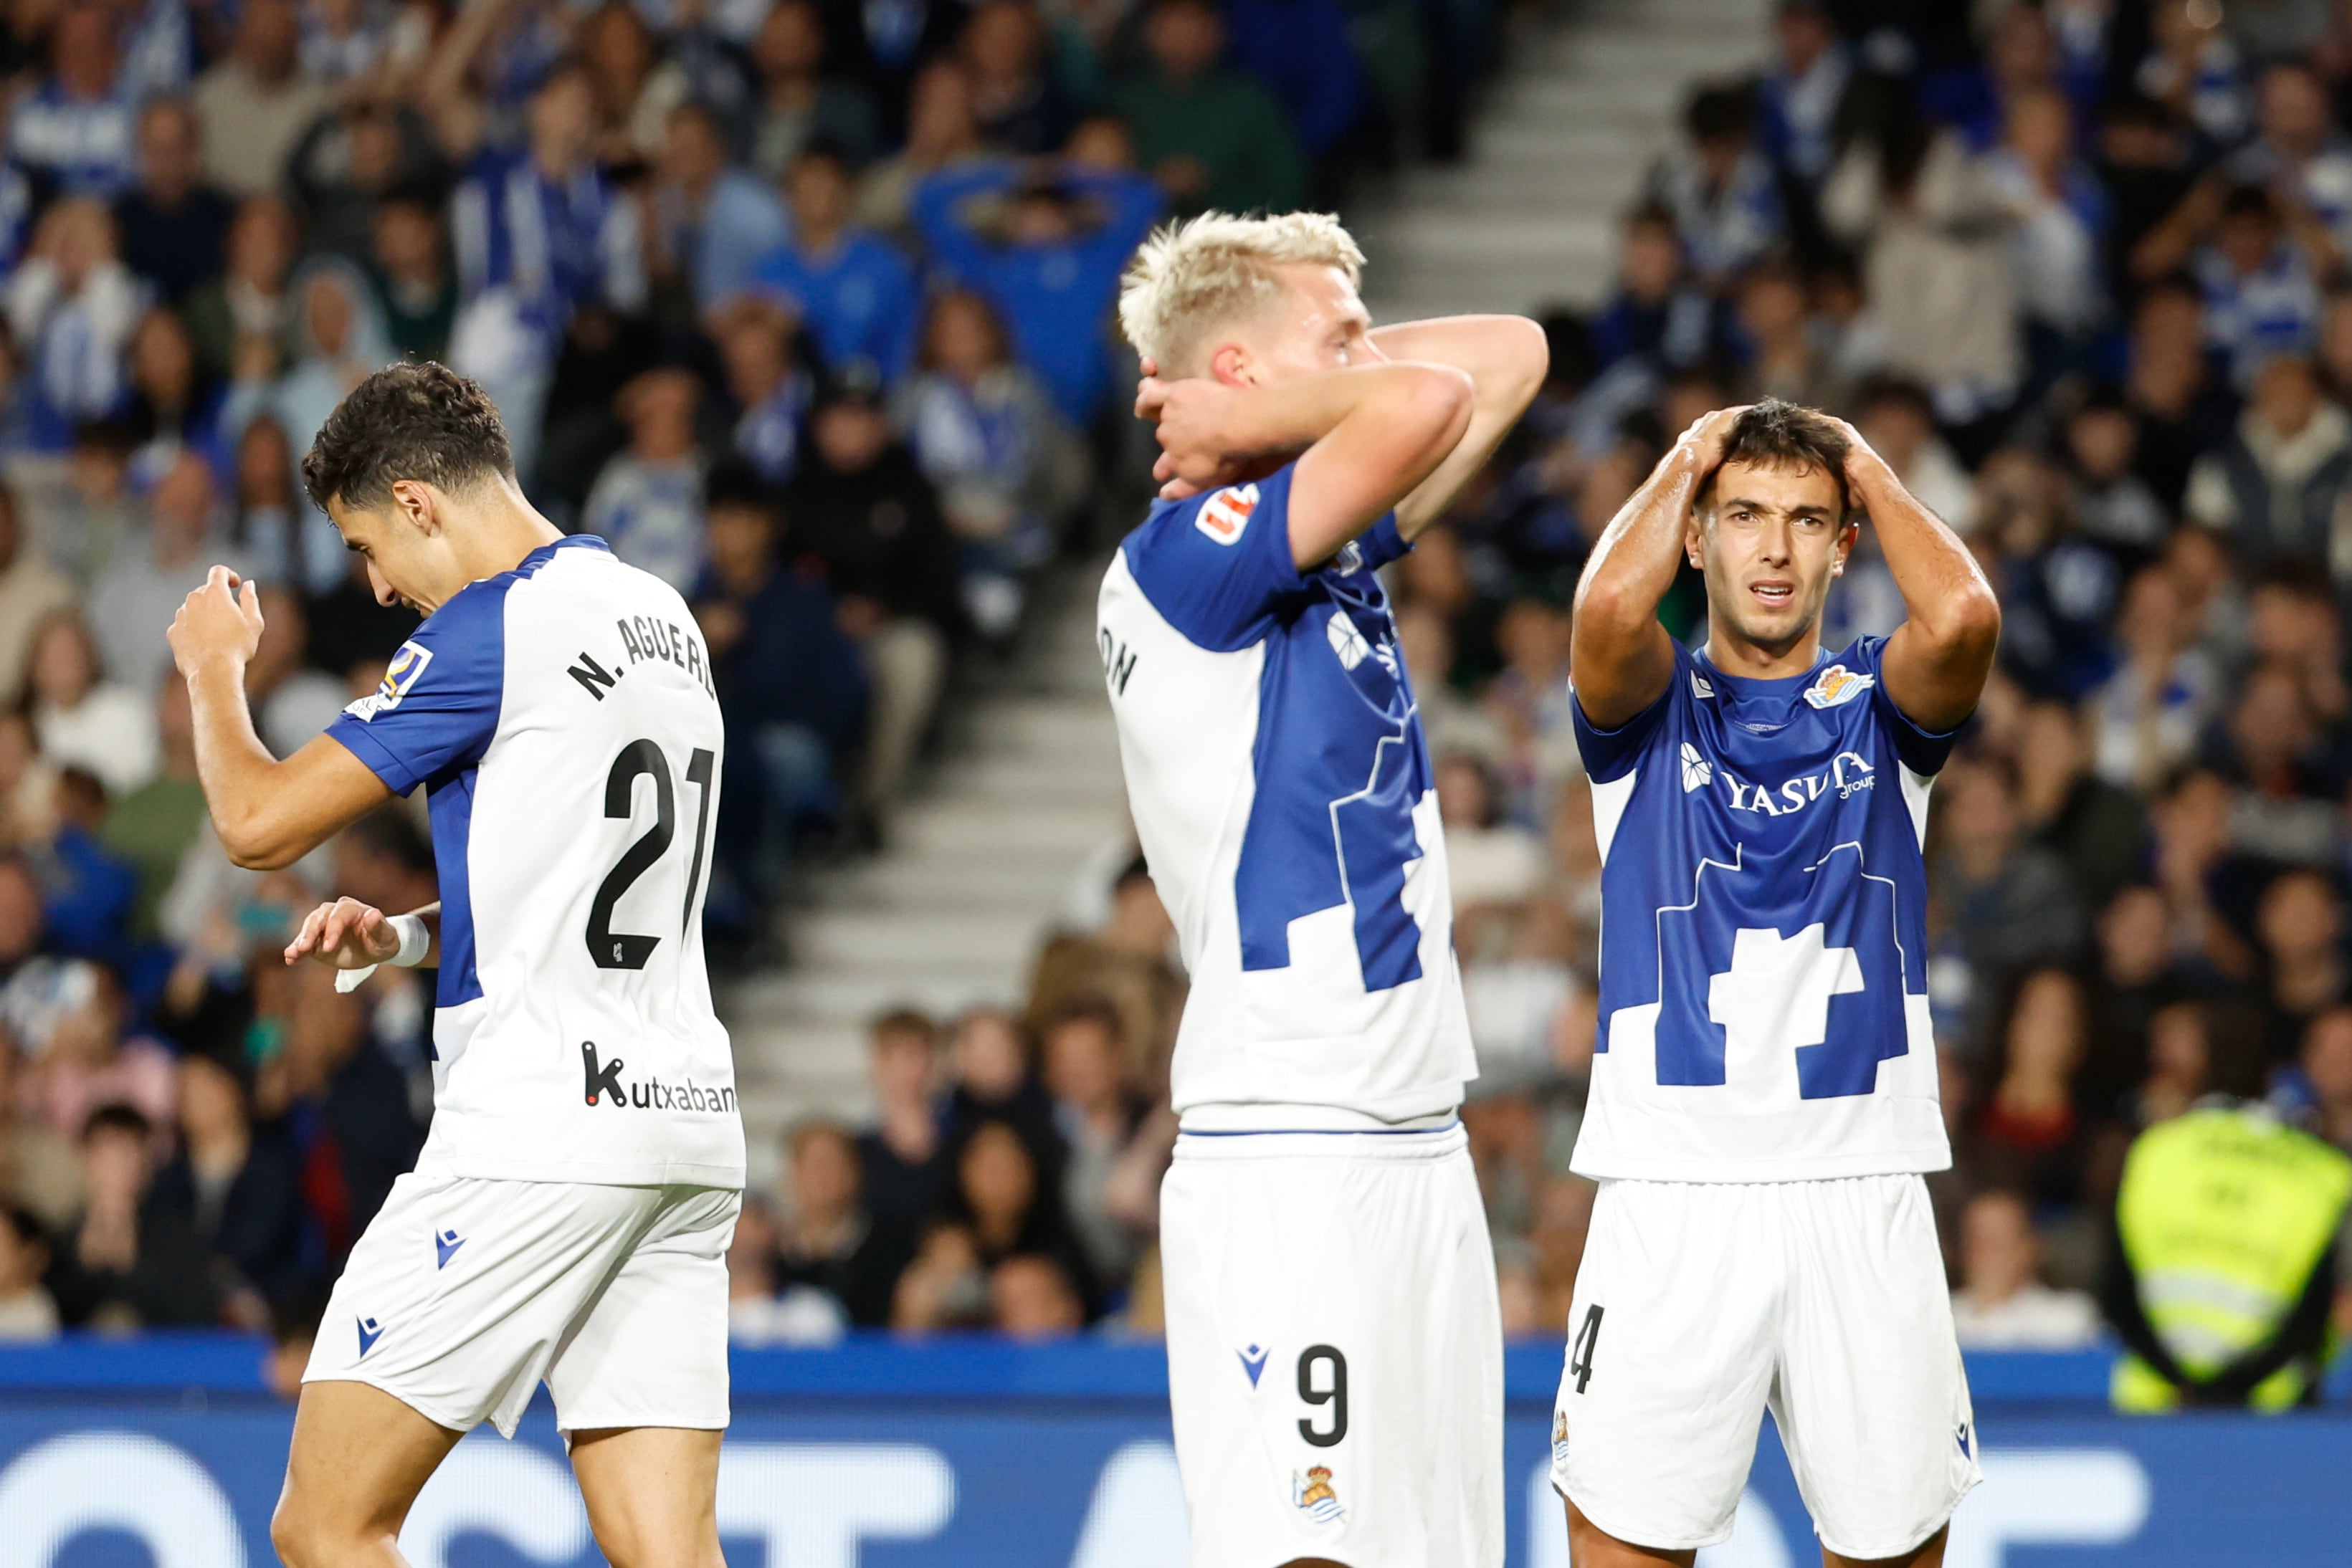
[422,1154,748,1188]
[1566,1144,1953,1183]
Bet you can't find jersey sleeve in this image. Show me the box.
[1119,461,1309,652]
[1845,634,1963,776]
[325,583,508,795]
[1571,640,1687,784]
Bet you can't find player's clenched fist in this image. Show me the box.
[167,564,265,678]
[285,896,401,970]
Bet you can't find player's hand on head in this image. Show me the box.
[1143,377,1245,492]
[1677,406,1751,471]
[167,565,265,679]
[284,896,401,970]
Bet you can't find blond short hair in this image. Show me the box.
[1117,210,1366,375]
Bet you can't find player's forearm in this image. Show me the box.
[1852,451,2000,657]
[406,902,444,968]
[185,659,300,870]
[1376,316,1549,536]
[1208,362,1470,469]
[1574,437,1707,637]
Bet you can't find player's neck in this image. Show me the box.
[419,484,566,612]
[1701,618,1822,682]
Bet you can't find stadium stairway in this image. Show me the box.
[723,568,1133,1185]
[1358,0,1771,321]
[723,0,1771,1184]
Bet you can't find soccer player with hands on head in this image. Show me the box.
[1101,211,1545,1568]
[1556,398,1999,1568]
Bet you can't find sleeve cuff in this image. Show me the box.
[326,722,422,798]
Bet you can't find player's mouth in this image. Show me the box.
[1748,579,1796,611]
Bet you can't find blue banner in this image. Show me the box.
[0,1341,2347,1566]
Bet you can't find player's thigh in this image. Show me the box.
[1551,1180,1781,1556]
[1563,1497,1695,1568]
[305,1174,665,1438]
[570,1425,725,1568]
[545,1185,738,1435]
[1825,1522,1948,1568]
[1162,1135,1501,1568]
[273,1380,462,1564]
[1772,1176,1978,1564]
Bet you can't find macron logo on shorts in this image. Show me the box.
[435,1228,465,1269]
[1237,1343,1270,1387]
[356,1316,386,1357]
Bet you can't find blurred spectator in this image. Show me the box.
[856,1008,948,1233]
[1218,0,1364,169]
[2016,699,2149,915]
[784,373,958,816]
[2134,0,2249,148]
[1822,75,2020,424]
[753,146,920,382]
[1951,1189,2103,1349]
[856,61,989,243]
[910,156,1161,428]
[2061,390,2168,561]
[2298,1008,2352,1153]
[584,367,709,591]
[1976,968,2092,1208]
[246,587,347,756]
[653,101,793,315]
[35,768,138,962]
[193,0,334,199]
[2087,566,2218,792]
[935,1117,1094,1314]
[184,195,300,386]
[894,287,1081,580]
[959,0,1074,156]
[1934,758,2086,1033]
[9,5,138,198]
[1989,85,2106,388]
[1113,0,1307,218]
[1027,856,1184,1092]
[1437,752,1545,913]
[87,449,234,700]
[46,1103,219,1328]
[694,470,867,922]
[1647,83,1784,290]
[2255,871,2347,1069]
[123,308,224,479]
[150,1054,306,1321]
[2184,354,2348,577]
[232,262,394,467]
[1039,996,1164,1284]
[991,1252,1085,1338]
[26,611,159,798]
[0,1203,58,1341]
[100,682,209,940]
[713,300,811,484]
[113,99,236,305]
[1590,204,1720,376]
[1731,258,1850,413]
[4,199,144,445]
[749,0,881,178]
[0,483,75,711]
[946,1006,1059,1160]
[2227,62,2352,258]
[365,188,458,366]
[1753,0,1849,186]
[773,1119,909,1327]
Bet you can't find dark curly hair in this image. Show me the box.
[300,360,513,512]
[1703,396,1853,520]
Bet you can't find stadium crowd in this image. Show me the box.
[5,0,2352,1372]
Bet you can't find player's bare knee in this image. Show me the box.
[268,1491,351,1568]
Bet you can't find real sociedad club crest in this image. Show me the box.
[1293,1466,1346,1524]
[1801,663,1874,709]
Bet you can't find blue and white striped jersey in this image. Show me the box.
[1571,636,1955,1182]
[325,535,743,1188]
[1098,463,1476,1126]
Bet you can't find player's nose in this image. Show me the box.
[366,560,397,607]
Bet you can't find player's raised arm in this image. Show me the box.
[1369,315,1549,537]
[168,566,394,869]
[1141,359,1473,568]
[1569,407,1743,728]
[1835,420,2001,732]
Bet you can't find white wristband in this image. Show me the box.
[389,912,431,967]
[334,912,432,993]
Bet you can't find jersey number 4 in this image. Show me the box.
[586,739,716,970]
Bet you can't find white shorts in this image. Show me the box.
[305,1172,740,1438]
[1551,1174,1979,1560]
[1162,1123,1503,1568]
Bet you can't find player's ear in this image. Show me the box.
[1207,340,1256,388]
[1832,519,1857,577]
[1684,508,1706,570]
